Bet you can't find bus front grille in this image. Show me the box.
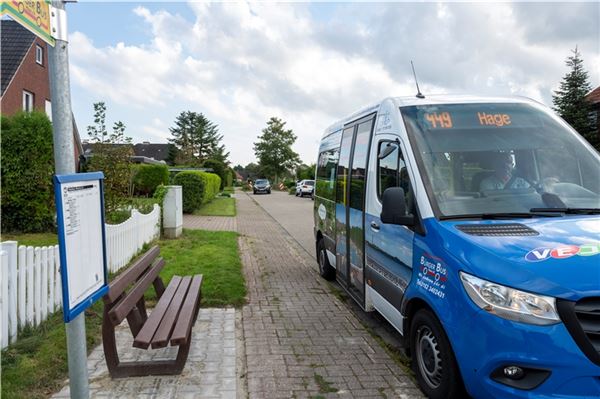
[557,297,600,366]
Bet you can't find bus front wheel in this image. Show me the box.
[317,239,335,280]
[410,309,466,399]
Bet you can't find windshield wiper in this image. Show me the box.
[530,207,600,215]
[440,212,562,220]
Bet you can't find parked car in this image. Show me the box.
[296,180,314,197]
[253,179,271,194]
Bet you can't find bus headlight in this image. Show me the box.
[459,272,560,326]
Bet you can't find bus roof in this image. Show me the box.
[321,94,539,138]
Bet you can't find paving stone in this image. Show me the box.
[183,214,237,231]
[237,192,423,398]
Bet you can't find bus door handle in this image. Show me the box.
[370,221,380,231]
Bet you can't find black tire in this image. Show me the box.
[410,309,466,399]
[268,189,271,194]
[253,190,257,195]
[317,239,335,280]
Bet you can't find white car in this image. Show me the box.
[295,180,314,197]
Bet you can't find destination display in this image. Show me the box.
[415,104,543,130]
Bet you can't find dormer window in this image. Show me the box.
[35,44,43,65]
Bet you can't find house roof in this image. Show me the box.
[1,20,36,96]
[586,86,600,104]
[133,143,170,161]
[82,142,171,162]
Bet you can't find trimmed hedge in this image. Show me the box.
[1,112,55,233]
[173,171,205,213]
[132,164,169,196]
[173,171,221,213]
[198,171,221,204]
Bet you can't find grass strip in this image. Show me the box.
[0,233,58,247]
[193,197,236,217]
[147,229,246,307]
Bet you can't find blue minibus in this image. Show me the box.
[313,95,600,398]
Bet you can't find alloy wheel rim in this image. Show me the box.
[416,325,443,389]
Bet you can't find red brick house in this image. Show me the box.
[585,86,600,145]
[1,19,83,168]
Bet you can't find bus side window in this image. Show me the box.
[378,141,414,214]
[378,141,400,198]
[317,149,339,200]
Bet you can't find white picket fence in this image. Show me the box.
[0,204,161,349]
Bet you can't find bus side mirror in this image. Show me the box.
[381,187,415,226]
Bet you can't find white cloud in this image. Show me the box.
[69,1,600,166]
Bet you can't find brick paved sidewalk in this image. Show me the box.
[237,193,423,399]
[183,214,237,231]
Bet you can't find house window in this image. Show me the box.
[45,100,52,121]
[23,91,34,112]
[35,45,43,65]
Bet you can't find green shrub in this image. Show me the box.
[226,168,233,188]
[288,187,296,195]
[202,159,227,189]
[132,164,169,195]
[197,171,221,204]
[1,112,55,233]
[282,178,296,189]
[173,171,205,213]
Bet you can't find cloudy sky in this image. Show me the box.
[67,1,600,166]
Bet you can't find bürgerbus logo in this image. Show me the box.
[525,243,600,262]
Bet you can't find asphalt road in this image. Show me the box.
[246,190,316,258]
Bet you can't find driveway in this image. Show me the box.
[248,190,315,258]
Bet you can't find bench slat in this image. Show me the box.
[133,276,182,349]
[151,276,192,349]
[105,246,160,303]
[108,258,165,325]
[171,275,203,346]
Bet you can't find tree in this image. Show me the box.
[552,47,598,149]
[253,117,300,183]
[296,163,316,180]
[86,102,133,213]
[168,111,225,165]
[165,143,179,166]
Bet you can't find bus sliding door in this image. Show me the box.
[335,117,374,306]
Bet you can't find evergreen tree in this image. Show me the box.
[253,117,300,183]
[552,47,598,148]
[168,111,224,165]
[165,143,179,166]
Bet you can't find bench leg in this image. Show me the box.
[106,338,191,378]
[103,301,193,378]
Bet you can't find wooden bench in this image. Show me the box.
[102,246,203,378]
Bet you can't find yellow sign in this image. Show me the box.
[1,1,55,46]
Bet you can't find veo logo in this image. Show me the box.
[525,243,600,262]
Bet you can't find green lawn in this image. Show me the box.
[148,229,246,307]
[194,197,236,217]
[223,186,234,194]
[1,232,58,247]
[1,229,245,398]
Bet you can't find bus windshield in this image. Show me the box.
[401,103,600,218]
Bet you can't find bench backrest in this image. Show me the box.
[103,245,166,325]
